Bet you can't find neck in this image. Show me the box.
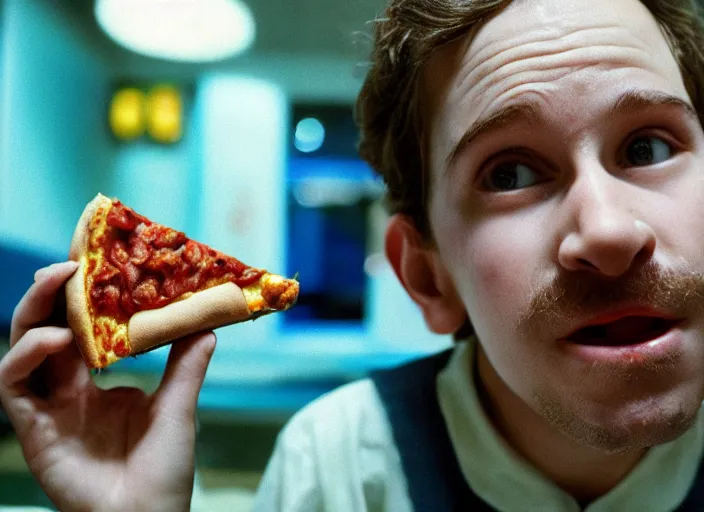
[473,344,647,503]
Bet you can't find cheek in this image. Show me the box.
[681,179,704,240]
[429,177,551,338]
[459,222,550,392]
[653,170,704,266]
[450,218,542,336]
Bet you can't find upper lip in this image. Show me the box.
[559,305,681,340]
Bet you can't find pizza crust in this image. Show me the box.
[65,193,113,369]
[128,282,251,355]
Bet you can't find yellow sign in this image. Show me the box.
[109,88,145,140]
[108,84,183,143]
[146,86,183,143]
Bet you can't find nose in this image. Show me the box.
[557,174,656,277]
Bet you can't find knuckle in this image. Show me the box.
[36,327,70,347]
[18,326,62,351]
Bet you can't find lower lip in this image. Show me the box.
[561,326,683,366]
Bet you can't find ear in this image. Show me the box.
[385,214,466,334]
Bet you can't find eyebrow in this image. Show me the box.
[609,89,698,122]
[445,103,538,170]
[445,89,699,172]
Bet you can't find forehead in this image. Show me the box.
[422,0,689,164]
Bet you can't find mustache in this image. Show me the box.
[517,260,704,337]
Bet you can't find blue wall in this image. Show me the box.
[0,0,114,258]
[106,133,199,235]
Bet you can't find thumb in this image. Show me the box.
[155,332,216,421]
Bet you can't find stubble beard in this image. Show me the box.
[531,387,700,453]
[516,259,704,452]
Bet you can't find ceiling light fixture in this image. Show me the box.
[95,0,256,63]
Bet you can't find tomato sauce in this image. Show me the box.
[89,200,263,319]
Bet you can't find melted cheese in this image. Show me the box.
[242,281,264,311]
[85,204,126,366]
[243,273,291,313]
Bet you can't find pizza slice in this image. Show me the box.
[65,193,299,369]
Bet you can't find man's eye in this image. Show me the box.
[625,136,673,167]
[483,163,542,191]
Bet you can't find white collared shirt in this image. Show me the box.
[253,339,704,511]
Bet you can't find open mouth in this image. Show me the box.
[567,316,680,346]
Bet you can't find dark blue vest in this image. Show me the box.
[369,349,704,512]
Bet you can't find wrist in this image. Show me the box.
[96,489,192,512]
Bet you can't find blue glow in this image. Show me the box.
[294,117,325,153]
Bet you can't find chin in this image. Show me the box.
[534,388,704,454]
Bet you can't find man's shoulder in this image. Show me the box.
[285,348,455,438]
[283,378,385,440]
[255,378,414,511]
[271,378,402,491]
[280,349,457,447]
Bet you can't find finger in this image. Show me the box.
[10,261,79,346]
[155,332,216,421]
[0,327,75,392]
[33,261,78,283]
[42,338,93,403]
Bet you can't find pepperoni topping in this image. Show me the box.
[143,248,182,272]
[107,205,143,231]
[111,241,130,266]
[122,262,141,291]
[183,240,203,265]
[128,235,150,265]
[133,277,160,307]
[154,229,187,249]
[162,275,185,299]
[238,267,264,287]
[94,262,120,284]
[91,284,121,315]
[135,223,158,244]
[89,200,263,320]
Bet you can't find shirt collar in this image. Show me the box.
[436,339,704,512]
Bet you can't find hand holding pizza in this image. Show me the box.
[0,261,215,512]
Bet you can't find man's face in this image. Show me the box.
[425,0,704,450]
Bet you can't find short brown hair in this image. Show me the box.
[355,0,704,340]
[356,0,704,237]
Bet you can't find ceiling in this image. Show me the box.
[58,0,387,102]
[60,0,704,102]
